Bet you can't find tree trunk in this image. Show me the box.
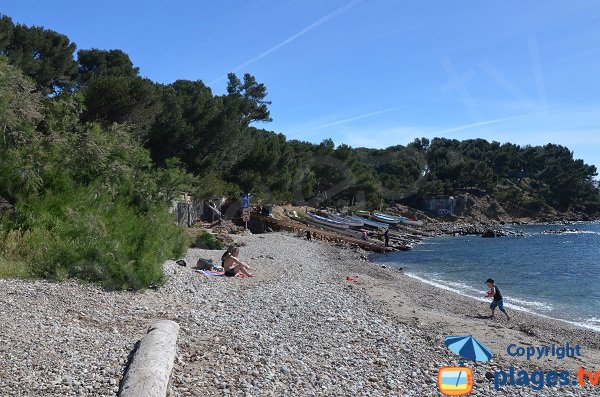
[119,320,180,397]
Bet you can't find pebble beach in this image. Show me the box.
[1,232,599,396]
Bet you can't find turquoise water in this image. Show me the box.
[371,223,600,331]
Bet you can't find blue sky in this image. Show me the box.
[3,0,600,170]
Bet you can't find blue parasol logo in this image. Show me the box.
[444,335,493,362]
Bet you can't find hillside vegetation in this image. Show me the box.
[1,15,599,286]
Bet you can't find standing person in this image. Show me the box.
[306,230,312,241]
[384,229,390,247]
[222,246,254,277]
[485,278,510,320]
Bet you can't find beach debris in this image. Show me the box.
[518,324,537,337]
[120,320,180,397]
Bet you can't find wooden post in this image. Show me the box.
[187,203,191,227]
[119,320,180,397]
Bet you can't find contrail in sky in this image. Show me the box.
[306,107,401,131]
[209,0,363,85]
[432,115,525,136]
[288,107,402,138]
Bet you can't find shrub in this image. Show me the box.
[0,258,31,279]
[11,186,187,290]
[0,228,33,278]
[194,230,224,250]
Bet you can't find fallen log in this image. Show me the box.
[119,320,180,397]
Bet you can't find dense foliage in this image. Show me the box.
[1,14,599,285]
[0,58,188,288]
[194,231,225,250]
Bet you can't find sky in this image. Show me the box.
[3,0,600,170]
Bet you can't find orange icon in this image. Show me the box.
[438,366,473,396]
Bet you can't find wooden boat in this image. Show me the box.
[305,212,349,229]
[328,214,364,227]
[372,212,403,225]
[349,215,388,229]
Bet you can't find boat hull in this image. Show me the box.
[329,214,364,227]
[372,212,402,225]
[349,215,388,229]
[354,210,371,218]
[402,219,424,226]
[305,212,349,229]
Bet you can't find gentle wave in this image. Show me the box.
[505,296,552,312]
[565,319,600,332]
[404,272,600,332]
[580,317,600,328]
[405,273,551,311]
[541,230,600,235]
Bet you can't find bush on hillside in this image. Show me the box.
[0,59,190,289]
[9,186,187,289]
[194,230,224,250]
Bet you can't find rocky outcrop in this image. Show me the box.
[481,229,496,238]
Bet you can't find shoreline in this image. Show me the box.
[402,271,600,333]
[0,231,598,396]
[338,244,600,374]
[370,222,600,333]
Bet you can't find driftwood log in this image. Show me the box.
[119,320,180,397]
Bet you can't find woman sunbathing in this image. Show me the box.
[221,246,254,277]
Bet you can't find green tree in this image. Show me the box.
[225,72,272,124]
[77,48,140,86]
[146,80,226,171]
[147,74,272,180]
[0,16,77,94]
[0,15,13,51]
[81,75,161,138]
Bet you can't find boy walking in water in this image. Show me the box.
[486,278,510,320]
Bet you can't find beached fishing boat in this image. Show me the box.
[305,212,349,229]
[372,212,403,225]
[353,210,371,218]
[402,218,424,226]
[328,214,364,227]
[349,215,389,229]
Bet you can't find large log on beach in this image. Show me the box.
[119,320,180,397]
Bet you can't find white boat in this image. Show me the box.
[328,214,364,227]
[372,212,403,225]
[305,212,349,229]
[349,215,388,229]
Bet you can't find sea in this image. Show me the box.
[371,223,600,332]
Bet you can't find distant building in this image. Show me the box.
[426,196,455,216]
